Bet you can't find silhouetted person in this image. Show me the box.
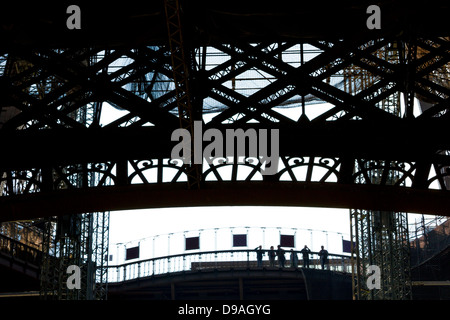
[277,245,285,268]
[268,246,276,267]
[255,245,264,267]
[300,245,311,268]
[318,245,329,270]
[290,249,298,268]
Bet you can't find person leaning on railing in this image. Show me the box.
[255,245,264,267]
[268,246,276,267]
[300,245,311,268]
[290,249,298,268]
[318,246,329,270]
[276,245,286,268]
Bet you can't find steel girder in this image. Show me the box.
[1,1,448,47]
[0,35,449,222]
[348,44,412,300]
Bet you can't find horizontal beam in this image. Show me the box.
[412,281,450,286]
[0,181,449,222]
[0,291,40,298]
[1,119,449,169]
[0,1,448,49]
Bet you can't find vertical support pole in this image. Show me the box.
[86,213,94,300]
[41,166,53,193]
[116,159,128,186]
[239,277,244,300]
[164,0,202,190]
[402,39,417,119]
[347,41,412,300]
[300,43,306,117]
[171,282,176,300]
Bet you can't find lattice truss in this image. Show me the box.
[348,43,411,300]
[0,37,449,197]
[39,210,109,300]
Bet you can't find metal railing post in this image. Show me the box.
[247,250,250,268]
[152,259,155,276]
[168,256,171,274]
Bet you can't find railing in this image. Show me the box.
[0,233,42,266]
[410,217,450,267]
[107,249,352,283]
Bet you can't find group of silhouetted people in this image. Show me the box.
[254,245,329,269]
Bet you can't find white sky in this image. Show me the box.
[108,206,352,263]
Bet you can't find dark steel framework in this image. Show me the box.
[347,43,412,299]
[0,39,448,220]
[0,0,449,300]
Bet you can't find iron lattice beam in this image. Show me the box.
[0,27,449,223]
[348,41,413,300]
[1,39,448,130]
[0,1,448,48]
[1,181,450,223]
[0,119,449,168]
[0,1,448,303]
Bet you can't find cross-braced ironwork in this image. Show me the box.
[1,36,448,220]
[0,0,448,301]
[349,42,413,300]
[1,51,112,300]
[39,101,110,300]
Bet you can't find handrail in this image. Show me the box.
[0,233,42,266]
[107,249,352,283]
[108,249,351,269]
